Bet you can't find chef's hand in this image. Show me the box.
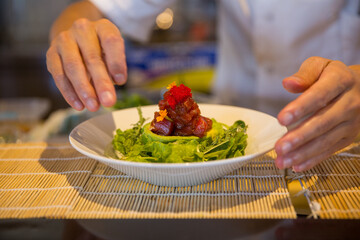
[46,18,127,111]
[275,56,360,172]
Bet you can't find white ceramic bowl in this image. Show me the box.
[69,104,287,187]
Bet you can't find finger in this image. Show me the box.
[46,47,84,111]
[72,18,116,107]
[275,94,348,156]
[95,19,127,85]
[292,138,350,172]
[56,31,99,112]
[278,60,353,126]
[282,56,331,93]
[275,120,354,169]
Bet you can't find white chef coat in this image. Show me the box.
[90,0,360,116]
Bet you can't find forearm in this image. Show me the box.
[49,0,103,41]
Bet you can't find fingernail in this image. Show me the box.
[282,112,293,125]
[281,142,292,154]
[283,158,293,168]
[291,76,303,84]
[86,98,98,111]
[100,91,114,105]
[114,73,126,85]
[73,100,84,111]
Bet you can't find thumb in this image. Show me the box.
[283,56,331,93]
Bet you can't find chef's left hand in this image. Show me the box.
[275,56,360,172]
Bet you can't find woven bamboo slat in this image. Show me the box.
[3,142,359,219]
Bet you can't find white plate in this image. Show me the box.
[69,104,287,186]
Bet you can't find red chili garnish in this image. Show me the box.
[165,84,192,109]
[166,95,177,109]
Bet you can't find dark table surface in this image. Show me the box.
[1,218,360,240]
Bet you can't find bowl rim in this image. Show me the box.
[69,104,286,169]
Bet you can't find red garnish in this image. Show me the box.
[165,84,192,109]
[166,95,177,109]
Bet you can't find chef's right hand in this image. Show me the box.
[46,18,127,111]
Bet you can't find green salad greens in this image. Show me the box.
[111,108,248,163]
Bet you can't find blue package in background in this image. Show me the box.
[125,42,217,93]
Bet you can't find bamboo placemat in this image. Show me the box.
[287,143,360,219]
[0,142,296,219]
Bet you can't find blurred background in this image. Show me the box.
[0,0,217,144]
